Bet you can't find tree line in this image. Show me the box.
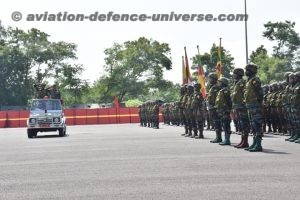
[0,20,299,108]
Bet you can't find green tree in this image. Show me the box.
[0,25,80,106]
[263,21,300,69]
[191,43,235,79]
[96,37,172,102]
[57,64,89,105]
[250,49,286,84]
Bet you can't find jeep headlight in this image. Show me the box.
[53,117,61,123]
[29,118,36,124]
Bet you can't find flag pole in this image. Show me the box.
[244,0,249,64]
[218,37,222,64]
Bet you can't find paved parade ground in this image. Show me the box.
[0,124,299,200]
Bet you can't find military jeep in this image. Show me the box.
[27,99,66,138]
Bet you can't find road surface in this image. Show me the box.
[0,124,299,200]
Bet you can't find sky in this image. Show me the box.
[0,0,299,85]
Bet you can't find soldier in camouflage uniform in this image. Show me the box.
[146,101,152,127]
[153,100,160,129]
[293,72,300,143]
[231,68,250,148]
[138,105,143,126]
[215,77,232,145]
[230,84,239,135]
[179,86,186,127]
[207,73,222,143]
[244,64,264,152]
[262,85,272,134]
[282,72,293,136]
[169,103,175,125]
[162,103,170,125]
[269,83,279,134]
[287,72,300,143]
[173,102,181,126]
[285,73,296,140]
[192,83,205,139]
[275,82,285,135]
[181,85,189,136]
[184,85,195,137]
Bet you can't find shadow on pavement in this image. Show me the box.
[33,134,69,139]
[262,148,290,154]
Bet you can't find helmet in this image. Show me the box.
[245,63,258,73]
[218,77,229,87]
[188,85,194,92]
[208,72,218,81]
[233,68,244,76]
[295,71,300,78]
[194,83,201,90]
[284,72,292,78]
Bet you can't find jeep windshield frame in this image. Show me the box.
[30,99,62,111]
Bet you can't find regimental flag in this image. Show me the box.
[182,56,187,85]
[197,64,206,98]
[196,46,206,98]
[216,61,222,79]
[216,38,222,78]
[184,47,192,85]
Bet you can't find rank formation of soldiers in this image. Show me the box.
[138,64,300,152]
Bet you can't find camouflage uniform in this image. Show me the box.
[244,64,264,152]
[184,85,194,137]
[207,73,222,143]
[192,83,205,138]
[215,78,232,145]
[232,68,250,148]
[282,73,293,136]
[181,86,190,135]
[153,101,160,129]
[262,85,272,133]
[288,72,300,143]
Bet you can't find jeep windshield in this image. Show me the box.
[31,99,62,111]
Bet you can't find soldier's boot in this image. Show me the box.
[249,136,263,152]
[290,133,300,142]
[210,131,222,143]
[263,125,266,133]
[288,132,299,142]
[237,133,249,148]
[191,129,197,138]
[295,133,300,143]
[182,126,188,136]
[185,127,192,137]
[245,136,256,151]
[219,132,231,145]
[267,126,272,133]
[198,129,204,139]
[234,135,244,148]
[156,122,159,129]
[285,131,295,141]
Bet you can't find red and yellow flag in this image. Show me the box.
[196,45,206,98]
[197,64,206,98]
[216,38,222,78]
[182,56,187,85]
[184,47,192,85]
